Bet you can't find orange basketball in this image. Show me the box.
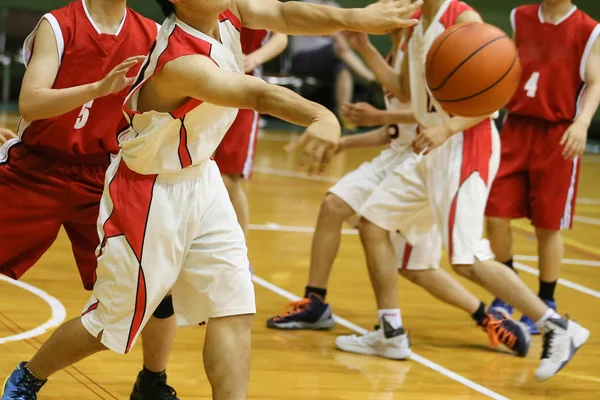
[425,22,522,117]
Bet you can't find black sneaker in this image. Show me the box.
[130,369,178,400]
[479,310,531,357]
[266,293,335,330]
[1,362,46,400]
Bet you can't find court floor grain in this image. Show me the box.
[1,113,599,399]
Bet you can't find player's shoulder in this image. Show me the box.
[155,20,214,71]
[512,4,539,18]
[441,1,480,28]
[47,0,81,26]
[126,7,158,30]
[572,8,599,30]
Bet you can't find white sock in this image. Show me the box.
[378,309,402,329]
[535,307,561,328]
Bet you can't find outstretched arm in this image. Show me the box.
[561,35,600,160]
[337,127,391,153]
[19,19,144,122]
[342,102,416,127]
[163,55,340,174]
[244,32,289,73]
[235,0,421,35]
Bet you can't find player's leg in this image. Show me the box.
[173,162,255,398]
[267,149,392,330]
[222,174,249,232]
[0,144,64,281]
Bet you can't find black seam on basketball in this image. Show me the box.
[426,23,476,84]
[429,35,508,92]
[435,52,519,103]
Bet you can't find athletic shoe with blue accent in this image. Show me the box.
[488,297,514,317]
[1,362,46,400]
[520,299,557,335]
[130,369,178,400]
[479,310,531,357]
[266,293,335,330]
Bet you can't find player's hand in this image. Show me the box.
[343,31,370,52]
[412,124,451,155]
[96,55,146,97]
[342,102,384,127]
[0,127,16,144]
[560,120,588,160]
[244,53,261,74]
[357,0,422,34]
[285,113,341,175]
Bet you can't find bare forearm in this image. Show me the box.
[19,83,100,121]
[575,83,600,127]
[359,43,402,98]
[342,127,389,150]
[445,115,490,136]
[340,50,375,82]
[248,33,288,66]
[276,2,360,35]
[380,110,417,125]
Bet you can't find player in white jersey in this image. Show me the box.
[331,0,588,381]
[267,26,530,359]
[0,0,424,398]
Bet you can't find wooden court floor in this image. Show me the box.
[1,114,600,399]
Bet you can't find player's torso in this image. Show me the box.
[241,27,270,77]
[120,12,243,175]
[507,5,599,122]
[408,0,474,128]
[20,0,158,157]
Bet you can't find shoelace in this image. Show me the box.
[483,316,517,349]
[11,374,41,399]
[154,379,178,400]
[276,298,311,319]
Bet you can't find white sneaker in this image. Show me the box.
[335,319,412,360]
[534,317,590,381]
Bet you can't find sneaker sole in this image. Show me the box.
[1,376,7,398]
[335,341,412,360]
[266,318,335,330]
[534,325,590,381]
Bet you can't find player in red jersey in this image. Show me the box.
[214,28,288,233]
[485,0,600,334]
[0,1,179,399]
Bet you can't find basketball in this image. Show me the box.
[425,22,522,117]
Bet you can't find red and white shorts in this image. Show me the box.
[214,109,260,178]
[81,157,256,354]
[0,141,108,290]
[366,119,500,266]
[485,114,579,230]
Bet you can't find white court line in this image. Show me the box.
[514,262,600,299]
[577,198,600,205]
[253,275,509,400]
[514,255,600,268]
[0,275,67,344]
[574,215,600,226]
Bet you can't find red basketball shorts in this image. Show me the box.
[485,114,579,230]
[214,109,259,178]
[0,142,108,289]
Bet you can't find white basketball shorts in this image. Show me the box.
[81,157,256,354]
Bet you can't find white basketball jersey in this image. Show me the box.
[385,40,418,150]
[120,12,244,174]
[408,0,474,128]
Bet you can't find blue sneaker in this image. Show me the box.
[266,293,335,330]
[488,297,514,317]
[520,299,557,335]
[1,362,46,400]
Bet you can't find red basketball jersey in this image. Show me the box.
[506,4,600,123]
[240,27,270,76]
[19,0,158,158]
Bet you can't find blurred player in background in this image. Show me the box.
[0,1,180,399]
[0,127,15,144]
[1,0,423,399]
[485,0,600,334]
[215,29,288,234]
[267,26,530,359]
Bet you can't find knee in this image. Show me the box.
[152,295,174,319]
[451,264,476,280]
[357,217,387,239]
[535,227,561,243]
[486,217,511,234]
[320,193,353,221]
[399,269,423,284]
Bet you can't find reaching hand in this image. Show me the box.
[96,55,146,97]
[342,102,384,127]
[343,31,370,52]
[358,0,422,34]
[412,124,451,155]
[560,120,588,160]
[285,113,341,175]
[244,53,262,74]
[0,127,16,144]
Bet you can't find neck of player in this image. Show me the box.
[175,9,222,42]
[85,0,127,34]
[541,0,575,23]
[422,0,446,18]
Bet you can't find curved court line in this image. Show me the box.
[253,275,509,400]
[0,275,67,344]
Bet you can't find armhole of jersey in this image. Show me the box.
[510,8,517,35]
[23,13,64,68]
[580,24,600,82]
[155,22,162,35]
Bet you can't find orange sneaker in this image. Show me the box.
[266,294,335,330]
[479,310,531,357]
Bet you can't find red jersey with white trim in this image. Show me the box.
[241,27,270,77]
[506,5,599,123]
[121,12,244,174]
[19,0,158,158]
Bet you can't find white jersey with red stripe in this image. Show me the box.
[120,12,243,175]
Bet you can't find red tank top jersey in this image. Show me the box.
[20,0,158,159]
[240,27,270,76]
[506,5,600,123]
